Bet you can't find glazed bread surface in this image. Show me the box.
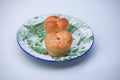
[45,31,73,57]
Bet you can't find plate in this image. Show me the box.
[17,14,94,62]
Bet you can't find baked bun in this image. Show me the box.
[45,31,73,57]
[57,18,69,30]
[44,16,69,32]
[45,16,59,22]
[44,21,59,32]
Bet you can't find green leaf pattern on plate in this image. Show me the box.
[17,14,94,61]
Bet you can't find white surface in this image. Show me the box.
[0,0,120,80]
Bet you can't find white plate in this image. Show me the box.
[17,14,94,62]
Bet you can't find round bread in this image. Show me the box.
[57,18,69,30]
[45,31,73,57]
[45,16,59,23]
[44,16,69,32]
[44,21,59,32]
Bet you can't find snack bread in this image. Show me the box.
[45,31,73,57]
[44,16,69,32]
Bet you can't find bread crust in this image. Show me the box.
[44,21,59,32]
[45,31,73,57]
[45,16,59,22]
[44,16,69,32]
[57,18,69,30]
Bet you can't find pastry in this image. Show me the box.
[45,31,73,57]
[44,16,69,32]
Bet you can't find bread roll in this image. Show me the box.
[44,16,69,32]
[45,31,73,57]
[44,21,59,32]
[57,18,69,31]
[45,16,59,23]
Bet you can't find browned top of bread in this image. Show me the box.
[45,31,72,51]
[45,16,59,22]
[44,21,59,32]
[44,16,69,33]
[57,18,69,30]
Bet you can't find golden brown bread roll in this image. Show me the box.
[57,18,69,31]
[44,21,59,32]
[44,16,69,33]
[45,16,59,22]
[45,31,73,57]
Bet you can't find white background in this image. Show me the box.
[0,0,120,80]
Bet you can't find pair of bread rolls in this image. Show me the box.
[44,16,73,57]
